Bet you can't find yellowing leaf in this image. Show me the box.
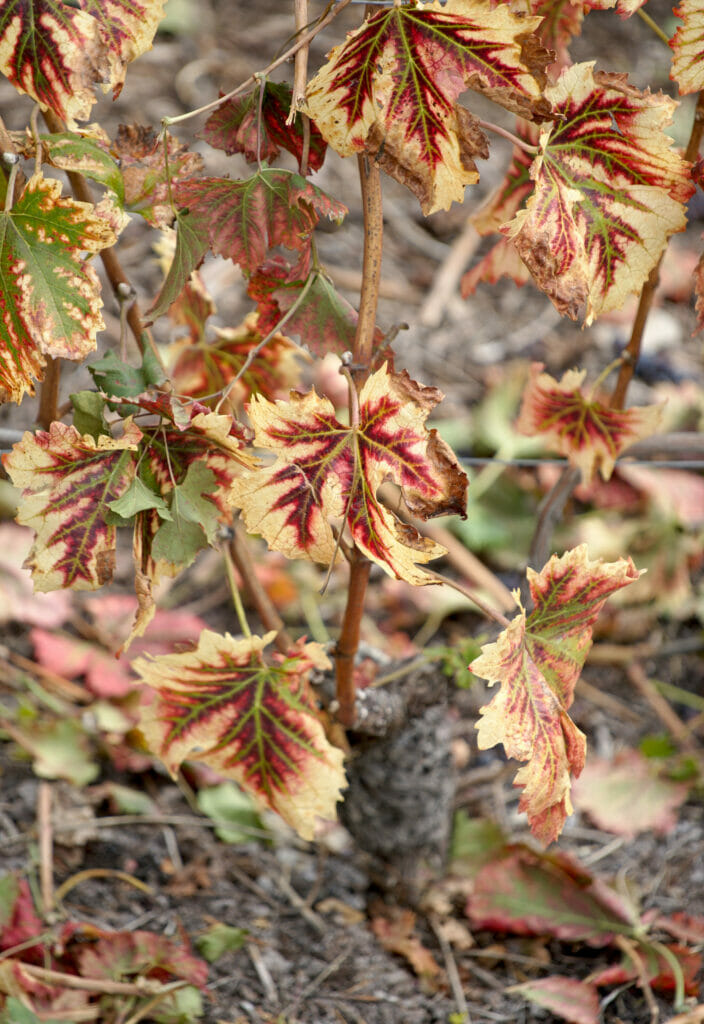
[670,0,704,94]
[472,545,640,844]
[516,362,664,482]
[0,0,165,126]
[0,172,115,403]
[3,420,141,591]
[503,63,694,324]
[304,0,551,214]
[134,631,346,841]
[233,363,468,585]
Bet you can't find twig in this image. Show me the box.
[122,982,191,1024]
[282,950,351,1018]
[21,962,177,996]
[626,662,701,755]
[429,914,471,1024]
[334,153,384,727]
[247,942,278,1003]
[37,783,54,916]
[164,0,355,128]
[419,217,481,327]
[53,868,153,905]
[525,465,581,588]
[228,526,293,654]
[38,355,61,429]
[276,873,326,935]
[611,89,704,409]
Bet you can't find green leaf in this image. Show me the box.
[38,131,125,204]
[196,781,267,844]
[108,476,173,522]
[70,391,110,441]
[0,173,115,403]
[151,463,219,566]
[88,348,166,410]
[195,921,248,962]
[0,999,69,1024]
[148,207,209,323]
[450,811,507,874]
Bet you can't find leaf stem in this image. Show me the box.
[163,0,355,128]
[477,118,539,153]
[636,6,671,46]
[223,541,252,638]
[611,89,704,409]
[424,570,512,627]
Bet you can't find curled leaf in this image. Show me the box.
[472,545,640,844]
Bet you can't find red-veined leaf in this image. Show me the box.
[114,123,203,227]
[510,976,600,1024]
[232,363,468,586]
[472,545,640,844]
[248,258,363,357]
[201,81,327,173]
[516,362,664,482]
[467,844,637,944]
[461,126,535,296]
[3,420,141,591]
[172,171,346,277]
[169,311,302,411]
[304,0,551,214]
[0,0,165,125]
[134,630,346,840]
[670,0,704,94]
[14,124,125,203]
[0,172,116,403]
[592,945,702,996]
[154,230,215,343]
[503,63,694,324]
[147,207,209,324]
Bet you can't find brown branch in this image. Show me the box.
[37,355,60,428]
[41,109,166,375]
[526,465,581,583]
[611,89,704,409]
[228,526,293,654]
[0,115,26,202]
[37,782,54,915]
[333,153,385,727]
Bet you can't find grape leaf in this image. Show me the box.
[88,348,166,406]
[172,171,346,276]
[467,844,637,943]
[233,363,468,585]
[150,462,220,566]
[107,475,172,521]
[3,421,142,591]
[16,126,125,202]
[0,172,116,403]
[0,0,165,125]
[147,207,210,323]
[516,362,664,482]
[670,0,704,94]
[134,630,346,841]
[571,750,690,837]
[169,310,302,410]
[201,81,327,173]
[472,545,640,844]
[696,246,704,333]
[114,123,203,227]
[503,63,694,324]
[248,259,362,357]
[70,390,110,441]
[461,127,535,296]
[304,0,551,215]
[510,976,600,1024]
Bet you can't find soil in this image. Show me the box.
[1,2,703,1023]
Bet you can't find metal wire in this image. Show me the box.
[458,456,704,469]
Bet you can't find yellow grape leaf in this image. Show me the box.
[472,546,640,845]
[503,63,693,324]
[232,363,468,586]
[516,363,664,482]
[304,0,551,214]
[669,0,704,93]
[135,631,346,841]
